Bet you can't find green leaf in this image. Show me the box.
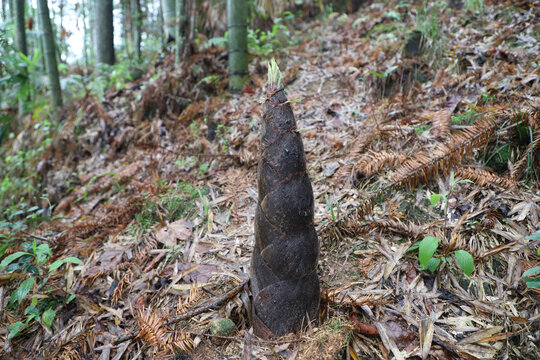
[0,243,10,258]
[325,194,335,221]
[66,294,76,304]
[11,277,35,305]
[34,244,52,265]
[64,257,83,265]
[24,304,39,316]
[454,250,474,276]
[525,231,540,241]
[383,65,398,79]
[522,267,540,289]
[0,251,30,270]
[407,242,420,252]
[419,236,438,267]
[8,321,26,339]
[430,194,443,206]
[425,257,441,272]
[49,256,82,272]
[42,308,55,328]
[48,260,64,273]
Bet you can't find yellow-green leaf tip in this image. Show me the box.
[267,58,283,90]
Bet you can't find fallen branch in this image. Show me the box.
[113,279,248,345]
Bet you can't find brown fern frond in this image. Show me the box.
[431,108,452,138]
[135,308,194,356]
[390,115,501,189]
[370,218,426,239]
[168,330,195,354]
[319,191,383,243]
[135,308,168,347]
[50,346,81,360]
[456,166,518,189]
[430,94,460,139]
[335,130,376,184]
[511,130,540,180]
[111,270,132,306]
[356,150,408,178]
[176,282,202,314]
[134,235,158,264]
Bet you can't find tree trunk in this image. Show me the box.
[121,0,130,54]
[37,0,62,107]
[131,0,141,58]
[95,0,115,65]
[13,0,27,122]
[88,0,95,62]
[174,0,185,64]
[2,0,7,21]
[81,0,89,70]
[13,0,27,56]
[161,0,175,43]
[227,0,248,92]
[8,0,13,20]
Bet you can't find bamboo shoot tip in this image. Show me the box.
[267,58,283,90]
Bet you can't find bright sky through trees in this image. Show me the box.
[33,0,141,62]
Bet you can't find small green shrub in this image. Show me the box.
[0,239,81,339]
[409,236,474,275]
[408,172,475,275]
[135,182,201,230]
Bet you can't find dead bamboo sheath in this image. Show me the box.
[250,62,319,338]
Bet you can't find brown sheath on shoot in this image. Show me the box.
[250,59,319,338]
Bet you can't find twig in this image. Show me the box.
[166,279,248,325]
[198,332,303,344]
[113,279,248,345]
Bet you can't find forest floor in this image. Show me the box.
[1,0,539,359]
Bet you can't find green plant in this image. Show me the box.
[194,75,221,89]
[0,49,46,114]
[465,0,485,15]
[523,267,540,288]
[409,236,474,275]
[414,124,430,135]
[0,119,55,217]
[86,62,134,101]
[371,65,398,98]
[451,109,478,125]
[248,12,297,58]
[76,171,121,203]
[0,240,81,339]
[413,4,444,64]
[134,182,201,230]
[409,172,475,275]
[522,231,540,288]
[324,194,336,221]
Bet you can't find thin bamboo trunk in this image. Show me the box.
[13,0,27,55]
[13,0,27,121]
[95,0,114,65]
[121,0,130,54]
[82,0,89,70]
[37,0,62,107]
[227,0,248,92]
[131,0,141,58]
[161,0,175,43]
[174,0,185,64]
